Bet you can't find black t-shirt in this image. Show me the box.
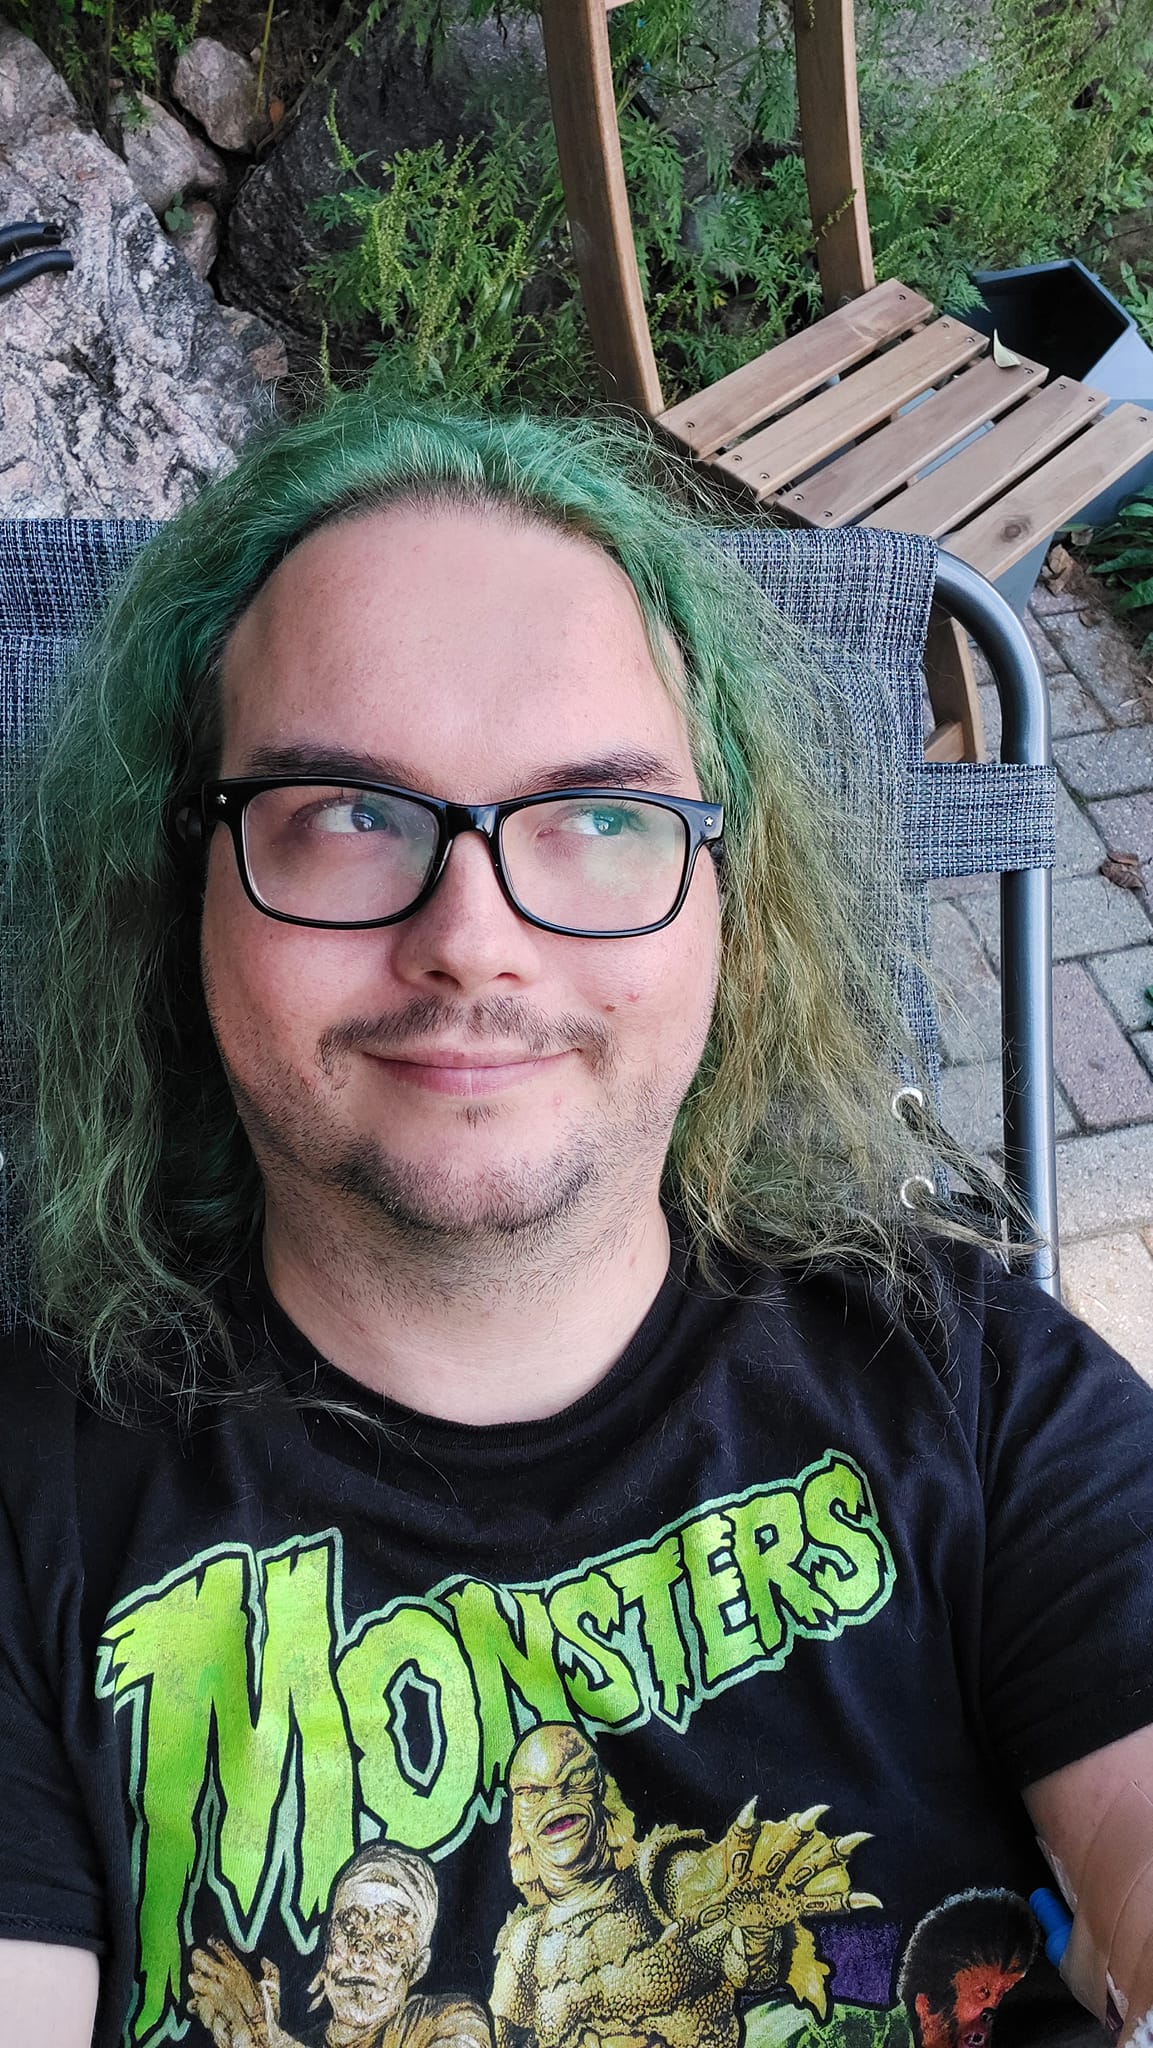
[1,1234,1152,2048]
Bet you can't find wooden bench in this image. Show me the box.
[540,0,1153,760]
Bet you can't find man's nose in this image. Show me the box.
[388,828,542,994]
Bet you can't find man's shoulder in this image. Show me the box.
[0,1315,199,1498]
[0,1319,83,1443]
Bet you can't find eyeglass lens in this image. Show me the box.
[240,785,690,932]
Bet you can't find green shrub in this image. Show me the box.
[1077,492,1153,653]
[310,120,571,402]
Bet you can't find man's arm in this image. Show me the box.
[0,1938,99,2046]
[1025,1722,1153,2044]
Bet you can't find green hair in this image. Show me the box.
[10,393,950,1401]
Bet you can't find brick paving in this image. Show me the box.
[931,573,1153,1381]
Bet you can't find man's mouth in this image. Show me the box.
[365,1047,574,1097]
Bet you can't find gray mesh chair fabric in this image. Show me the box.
[0,518,1058,1327]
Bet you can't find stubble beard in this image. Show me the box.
[215,994,682,1276]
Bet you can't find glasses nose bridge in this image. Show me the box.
[439,799,505,883]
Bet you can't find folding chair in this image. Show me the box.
[0,520,1058,1330]
[540,0,1153,766]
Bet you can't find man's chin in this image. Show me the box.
[330,1141,598,1243]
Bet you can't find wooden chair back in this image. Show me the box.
[538,0,876,412]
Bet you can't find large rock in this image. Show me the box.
[217,10,546,353]
[0,27,275,517]
[172,36,264,153]
[115,91,226,216]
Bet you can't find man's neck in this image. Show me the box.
[261,1198,673,1427]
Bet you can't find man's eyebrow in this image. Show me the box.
[239,743,683,794]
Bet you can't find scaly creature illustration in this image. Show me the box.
[491,1723,880,2048]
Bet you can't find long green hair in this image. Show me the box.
[10,394,947,1398]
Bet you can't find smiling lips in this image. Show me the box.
[366,1048,574,1097]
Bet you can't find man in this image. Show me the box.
[186,1842,490,2048]
[1,398,1152,2048]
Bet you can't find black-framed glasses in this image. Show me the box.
[188,777,725,938]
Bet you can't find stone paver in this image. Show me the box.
[1061,1232,1153,1381]
[1026,611,1068,672]
[1088,789,1153,870]
[1088,945,1153,1030]
[1054,725,1153,799]
[939,1060,1074,1154]
[1056,1122,1153,1228]
[964,871,1152,965]
[1041,608,1151,723]
[978,672,1106,759]
[1053,783,1109,877]
[931,588,1153,1370]
[1055,1125,1153,1236]
[1047,670,1110,740]
[1052,960,1153,1129]
[977,685,1001,759]
[930,900,1001,1064]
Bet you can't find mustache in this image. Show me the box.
[318,996,614,1072]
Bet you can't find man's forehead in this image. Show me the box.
[217,501,696,790]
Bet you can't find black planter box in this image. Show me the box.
[968,257,1153,403]
[956,259,1153,607]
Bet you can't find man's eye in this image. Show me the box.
[553,803,646,838]
[295,793,397,836]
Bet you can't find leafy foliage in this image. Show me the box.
[1120,260,1153,347]
[310,119,574,402]
[862,0,1153,309]
[1077,492,1153,652]
[1,0,206,114]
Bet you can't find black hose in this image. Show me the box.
[0,248,75,298]
[0,220,67,260]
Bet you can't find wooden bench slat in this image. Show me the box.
[946,401,1153,579]
[709,317,988,498]
[775,354,1047,526]
[862,378,1109,539]
[656,279,933,460]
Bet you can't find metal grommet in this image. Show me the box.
[891,1085,925,1122]
[899,1174,935,1210]
[0,1151,6,1171]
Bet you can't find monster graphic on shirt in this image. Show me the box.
[187,1841,490,2048]
[178,1735,1033,2048]
[491,1722,875,2048]
[93,1455,1047,2048]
